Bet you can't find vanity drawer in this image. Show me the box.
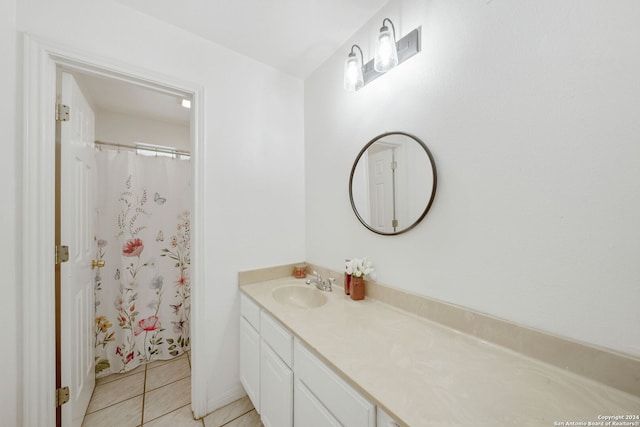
[294,340,375,427]
[240,293,260,331]
[260,311,293,367]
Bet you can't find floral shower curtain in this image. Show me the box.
[93,150,191,377]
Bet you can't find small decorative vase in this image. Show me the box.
[344,273,352,295]
[350,276,365,301]
[293,263,307,279]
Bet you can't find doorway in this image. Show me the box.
[56,69,195,425]
[22,35,206,426]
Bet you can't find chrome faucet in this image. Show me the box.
[305,271,334,292]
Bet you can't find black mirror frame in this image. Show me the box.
[348,131,437,236]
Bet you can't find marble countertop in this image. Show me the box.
[240,277,640,426]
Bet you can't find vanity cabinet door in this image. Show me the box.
[239,317,260,412]
[260,343,293,427]
[377,407,400,427]
[294,339,375,427]
[294,378,341,427]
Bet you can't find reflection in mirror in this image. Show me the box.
[349,132,437,235]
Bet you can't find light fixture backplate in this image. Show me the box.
[363,26,421,86]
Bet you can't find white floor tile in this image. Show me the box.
[82,395,143,427]
[87,371,145,414]
[84,354,195,426]
[96,364,146,387]
[203,396,254,427]
[222,410,263,427]
[146,352,188,369]
[143,376,191,422]
[146,357,191,391]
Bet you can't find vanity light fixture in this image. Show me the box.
[344,45,365,92]
[181,99,191,108]
[343,18,421,92]
[374,18,399,72]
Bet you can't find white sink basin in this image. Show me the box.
[272,285,328,309]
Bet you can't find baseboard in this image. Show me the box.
[201,384,248,419]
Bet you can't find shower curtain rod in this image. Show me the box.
[94,140,191,157]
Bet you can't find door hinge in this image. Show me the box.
[56,386,70,407]
[391,219,398,228]
[56,104,70,122]
[390,161,397,171]
[55,245,69,264]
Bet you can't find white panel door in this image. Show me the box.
[60,71,97,427]
[368,148,395,233]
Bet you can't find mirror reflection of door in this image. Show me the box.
[367,143,398,233]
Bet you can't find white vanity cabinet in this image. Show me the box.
[240,290,386,427]
[239,294,261,412]
[259,311,293,427]
[239,293,294,426]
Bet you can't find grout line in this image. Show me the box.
[142,402,192,425]
[84,385,98,415]
[95,363,147,386]
[140,376,192,424]
[84,394,143,417]
[220,408,255,426]
[145,372,191,393]
[85,356,192,426]
[83,395,144,418]
[85,375,147,415]
[140,364,147,426]
[146,353,188,371]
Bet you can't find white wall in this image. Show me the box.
[0,0,19,423]
[305,0,640,357]
[95,110,190,151]
[15,0,305,416]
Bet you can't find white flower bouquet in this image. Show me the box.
[345,257,375,279]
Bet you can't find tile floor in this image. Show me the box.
[82,352,262,427]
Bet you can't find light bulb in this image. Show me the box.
[374,25,398,72]
[344,52,364,92]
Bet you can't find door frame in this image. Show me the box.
[21,33,207,425]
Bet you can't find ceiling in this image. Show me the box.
[114,0,391,78]
[73,1,391,126]
[72,72,191,126]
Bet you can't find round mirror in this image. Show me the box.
[349,132,437,235]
